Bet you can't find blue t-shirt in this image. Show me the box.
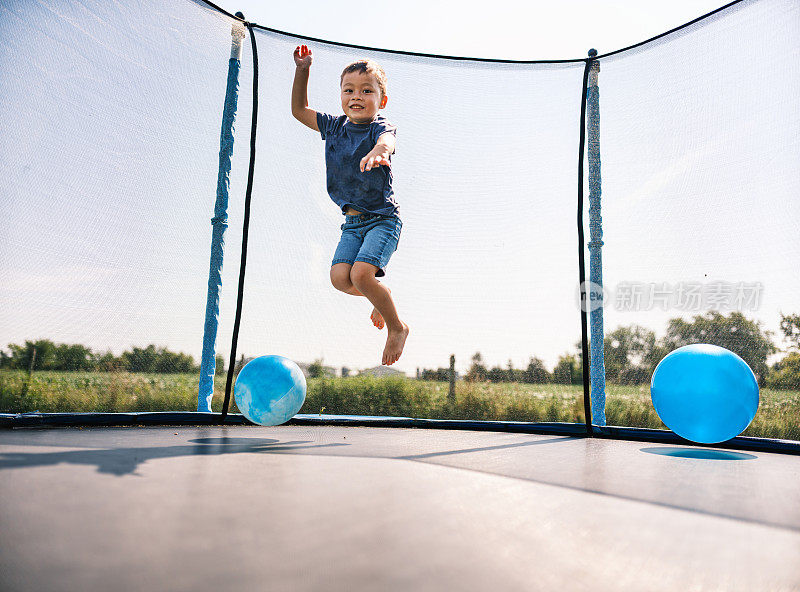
[316,112,398,217]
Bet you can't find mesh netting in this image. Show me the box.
[596,0,800,432]
[235,31,584,379]
[1,0,252,409]
[1,0,797,438]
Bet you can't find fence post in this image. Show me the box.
[27,347,37,379]
[448,354,456,404]
[23,347,37,398]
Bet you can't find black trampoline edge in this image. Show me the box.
[0,412,251,428]
[291,415,588,437]
[1,412,798,455]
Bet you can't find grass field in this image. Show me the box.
[1,370,798,441]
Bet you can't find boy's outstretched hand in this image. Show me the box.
[360,148,391,172]
[293,44,313,69]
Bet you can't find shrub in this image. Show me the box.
[766,353,800,390]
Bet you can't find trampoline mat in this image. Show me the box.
[1,425,799,591]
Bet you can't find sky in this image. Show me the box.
[1,0,798,378]
[207,0,797,375]
[219,0,727,60]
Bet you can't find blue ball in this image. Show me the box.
[651,344,759,443]
[234,355,307,426]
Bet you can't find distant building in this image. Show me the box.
[357,366,406,378]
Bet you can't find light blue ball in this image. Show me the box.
[651,344,759,444]
[234,355,307,426]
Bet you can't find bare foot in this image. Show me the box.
[382,322,410,366]
[371,307,385,330]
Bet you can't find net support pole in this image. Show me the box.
[221,20,259,422]
[586,50,607,425]
[578,56,593,434]
[197,19,246,413]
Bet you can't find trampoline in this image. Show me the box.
[1,424,800,591]
[2,0,800,589]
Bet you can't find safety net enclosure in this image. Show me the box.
[595,0,800,439]
[1,0,255,411]
[1,0,799,449]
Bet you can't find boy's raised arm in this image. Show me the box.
[291,45,319,131]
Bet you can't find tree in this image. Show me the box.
[487,365,509,383]
[215,354,226,375]
[662,311,775,384]
[95,350,123,372]
[420,367,449,381]
[118,345,196,374]
[465,352,488,382]
[617,365,652,385]
[153,348,196,373]
[307,359,327,378]
[522,357,551,384]
[766,353,800,390]
[779,313,800,351]
[121,345,159,373]
[603,325,663,384]
[7,340,57,371]
[504,359,526,382]
[234,355,251,374]
[553,354,581,385]
[53,343,94,371]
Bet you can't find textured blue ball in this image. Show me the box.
[234,355,307,426]
[651,344,759,444]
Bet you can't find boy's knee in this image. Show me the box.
[331,277,348,292]
[330,266,353,292]
[350,263,377,288]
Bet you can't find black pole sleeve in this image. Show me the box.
[577,56,594,436]
[221,21,259,423]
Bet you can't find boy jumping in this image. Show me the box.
[291,44,409,366]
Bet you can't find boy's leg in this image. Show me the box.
[370,287,389,330]
[332,263,390,330]
[330,221,364,294]
[353,215,403,331]
[350,262,409,366]
[330,263,363,296]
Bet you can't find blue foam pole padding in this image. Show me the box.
[198,56,241,412]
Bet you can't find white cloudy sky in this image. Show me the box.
[2,0,797,376]
[219,0,724,61]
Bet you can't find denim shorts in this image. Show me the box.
[331,212,402,278]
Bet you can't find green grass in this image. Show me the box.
[0,370,230,413]
[1,370,797,441]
